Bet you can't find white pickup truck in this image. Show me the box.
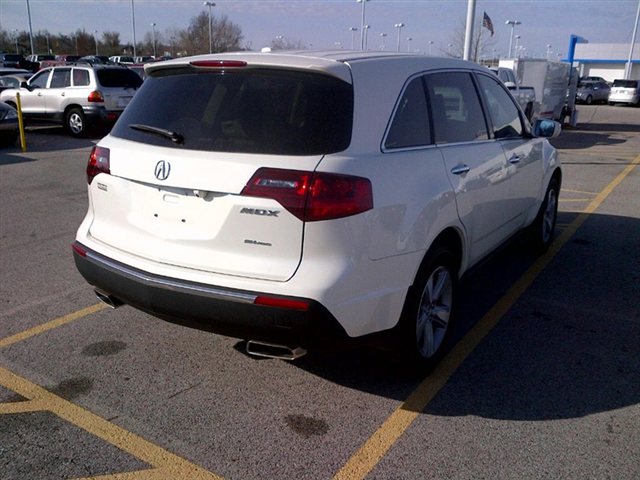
[490,66,536,121]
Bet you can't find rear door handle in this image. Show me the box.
[509,155,522,164]
[451,165,471,175]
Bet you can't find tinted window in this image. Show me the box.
[476,74,523,139]
[50,68,71,88]
[385,76,431,149]
[72,69,90,86]
[29,70,50,88]
[427,72,488,144]
[111,69,353,155]
[96,69,143,88]
[612,79,638,88]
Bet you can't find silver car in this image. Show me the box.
[576,81,610,104]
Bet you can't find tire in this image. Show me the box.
[0,131,18,147]
[66,108,86,137]
[530,177,559,253]
[399,246,457,370]
[585,95,592,105]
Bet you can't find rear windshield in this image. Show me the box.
[2,54,22,61]
[96,68,143,88]
[612,80,638,88]
[110,68,353,155]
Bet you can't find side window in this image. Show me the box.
[29,70,50,89]
[426,72,488,144]
[384,76,431,149]
[476,74,523,139]
[50,69,72,89]
[72,69,90,87]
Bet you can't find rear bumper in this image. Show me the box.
[72,242,349,348]
[83,106,123,126]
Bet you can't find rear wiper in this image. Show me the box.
[129,123,184,144]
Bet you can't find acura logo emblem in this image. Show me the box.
[154,160,171,181]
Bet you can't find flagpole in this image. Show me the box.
[463,0,476,61]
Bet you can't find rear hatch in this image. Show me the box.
[87,61,353,281]
[96,67,143,111]
[610,79,639,101]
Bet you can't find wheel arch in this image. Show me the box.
[412,227,464,288]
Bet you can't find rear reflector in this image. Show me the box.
[254,296,310,311]
[189,60,247,68]
[86,146,111,184]
[71,242,87,257]
[242,168,373,222]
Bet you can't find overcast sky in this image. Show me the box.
[1,0,639,59]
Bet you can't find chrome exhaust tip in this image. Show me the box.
[94,289,123,309]
[245,340,307,361]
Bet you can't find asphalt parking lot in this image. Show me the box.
[1,104,639,479]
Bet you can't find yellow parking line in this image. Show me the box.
[562,188,598,195]
[0,303,108,349]
[0,398,48,414]
[333,155,640,480]
[0,365,224,480]
[559,198,591,202]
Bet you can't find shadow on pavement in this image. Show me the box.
[0,127,103,165]
[292,211,640,421]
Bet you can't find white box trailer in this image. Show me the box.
[499,58,577,124]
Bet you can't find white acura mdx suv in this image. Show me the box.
[73,52,561,367]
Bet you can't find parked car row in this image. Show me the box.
[0,63,143,137]
[576,78,639,106]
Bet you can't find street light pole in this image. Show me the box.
[151,23,157,57]
[428,40,434,56]
[394,23,404,52]
[12,29,19,53]
[26,0,35,55]
[407,37,412,53]
[131,0,137,58]
[624,0,640,79]
[546,44,552,60]
[357,0,369,50]
[362,25,370,51]
[204,1,216,54]
[94,30,99,55]
[349,27,358,50]
[379,33,387,51]
[514,35,521,58]
[505,20,521,58]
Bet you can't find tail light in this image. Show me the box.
[88,90,104,102]
[241,168,373,222]
[86,146,110,184]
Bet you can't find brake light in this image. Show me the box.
[254,296,310,311]
[241,168,373,222]
[86,146,110,184]
[88,90,104,102]
[189,60,247,68]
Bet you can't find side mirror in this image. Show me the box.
[533,119,561,139]
[503,81,516,88]
[20,81,29,89]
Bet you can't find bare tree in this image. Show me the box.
[447,16,496,62]
[270,36,307,51]
[180,12,243,55]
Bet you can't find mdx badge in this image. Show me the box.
[154,160,171,181]
[240,208,280,217]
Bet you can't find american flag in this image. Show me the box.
[483,12,495,36]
